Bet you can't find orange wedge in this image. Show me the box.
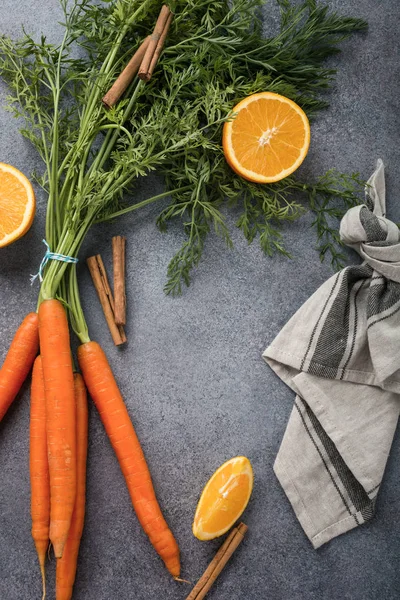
[0,162,35,248]
[223,92,310,183]
[192,456,253,540]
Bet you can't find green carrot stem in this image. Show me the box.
[67,263,90,345]
[88,79,144,177]
[95,186,192,223]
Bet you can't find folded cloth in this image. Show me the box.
[263,160,400,548]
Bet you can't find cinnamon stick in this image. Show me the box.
[185,523,248,600]
[147,12,173,79]
[102,36,150,109]
[138,5,171,81]
[87,255,127,346]
[112,235,126,326]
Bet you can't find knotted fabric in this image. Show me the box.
[263,160,400,548]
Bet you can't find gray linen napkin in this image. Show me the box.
[263,160,400,548]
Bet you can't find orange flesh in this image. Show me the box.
[0,164,35,245]
[193,456,253,539]
[223,93,310,183]
[194,465,251,532]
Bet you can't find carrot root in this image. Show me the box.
[38,299,76,559]
[30,356,49,600]
[56,373,88,600]
[0,312,39,421]
[77,341,180,577]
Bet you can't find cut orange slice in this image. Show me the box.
[223,92,310,183]
[0,162,35,248]
[192,456,253,540]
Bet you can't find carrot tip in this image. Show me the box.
[174,576,192,584]
[52,540,66,559]
[40,563,46,600]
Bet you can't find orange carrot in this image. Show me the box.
[77,341,180,577]
[56,373,88,600]
[30,355,49,600]
[0,312,39,421]
[38,299,76,558]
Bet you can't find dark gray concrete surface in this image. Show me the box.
[1,1,400,599]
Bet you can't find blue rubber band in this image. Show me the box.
[30,239,78,285]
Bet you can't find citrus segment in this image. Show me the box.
[192,456,253,540]
[223,92,310,183]
[0,162,35,248]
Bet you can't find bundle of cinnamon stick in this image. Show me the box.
[87,236,127,346]
[102,5,173,109]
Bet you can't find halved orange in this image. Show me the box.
[192,456,253,540]
[223,92,310,183]
[0,162,35,248]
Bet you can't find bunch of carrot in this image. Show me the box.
[0,303,180,600]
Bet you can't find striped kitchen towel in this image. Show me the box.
[263,160,400,548]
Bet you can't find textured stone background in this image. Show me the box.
[1,1,399,599]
